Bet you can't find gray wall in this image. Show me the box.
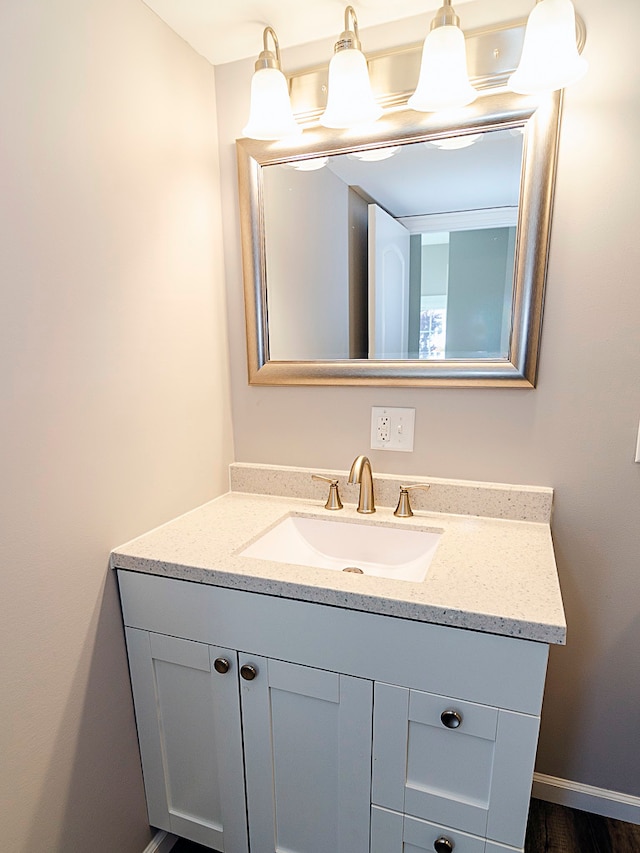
[263,165,349,359]
[446,227,514,358]
[216,0,640,800]
[0,1,233,850]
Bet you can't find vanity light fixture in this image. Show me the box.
[408,0,477,113]
[242,27,302,141]
[509,0,588,94]
[320,6,382,129]
[241,4,587,139]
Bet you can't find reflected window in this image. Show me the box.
[420,309,447,359]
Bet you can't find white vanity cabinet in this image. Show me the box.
[370,685,540,852]
[125,630,249,851]
[117,570,550,853]
[125,629,372,853]
[240,656,372,853]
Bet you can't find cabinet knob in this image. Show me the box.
[240,664,258,681]
[440,709,463,729]
[434,837,454,853]
[213,657,230,674]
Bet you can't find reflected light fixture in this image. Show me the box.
[320,6,382,129]
[408,0,477,112]
[243,27,301,141]
[291,157,329,171]
[347,146,401,162]
[509,0,588,94]
[425,133,482,150]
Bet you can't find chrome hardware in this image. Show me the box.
[434,836,454,853]
[213,657,230,674]
[393,484,431,518]
[441,709,463,729]
[240,664,258,681]
[311,474,343,510]
[348,455,375,514]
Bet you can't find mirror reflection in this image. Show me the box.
[237,89,561,387]
[263,128,523,362]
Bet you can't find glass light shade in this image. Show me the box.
[320,48,383,129]
[409,25,477,112]
[509,0,587,94]
[242,67,301,140]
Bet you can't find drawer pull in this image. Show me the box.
[213,657,230,674]
[240,664,258,681]
[434,836,454,853]
[440,709,463,729]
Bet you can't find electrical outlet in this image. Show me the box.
[371,407,415,452]
[377,415,390,443]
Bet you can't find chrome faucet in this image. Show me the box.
[348,455,375,514]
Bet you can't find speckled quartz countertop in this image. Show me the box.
[111,464,566,645]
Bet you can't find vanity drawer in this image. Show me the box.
[371,806,486,853]
[372,683,540,849]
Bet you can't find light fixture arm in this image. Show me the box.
[576,14,586,51]
[335,5,362,52]
[430,0,460,31]
[254,26,282,71]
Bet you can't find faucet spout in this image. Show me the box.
[348,455,376,514]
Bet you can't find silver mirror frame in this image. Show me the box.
[237,88,562,388]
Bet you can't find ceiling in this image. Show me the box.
[141,0,476,66]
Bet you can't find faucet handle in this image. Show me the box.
[311,475,344,511]
[394,484,430,518]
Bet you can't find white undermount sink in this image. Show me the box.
[239,515,442,583]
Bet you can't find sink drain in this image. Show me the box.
[343,566,364,574]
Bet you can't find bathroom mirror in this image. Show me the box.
[237,89,561,387]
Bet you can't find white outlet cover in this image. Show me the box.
[371,407,415,452]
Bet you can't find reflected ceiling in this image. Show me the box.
[325,129,523,217]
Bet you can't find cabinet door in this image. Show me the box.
[125,628,248,852]
[240,654,373,853]
[372,683,539,849]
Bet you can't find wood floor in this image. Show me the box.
[170,800,640,853]
[524,799,640,852]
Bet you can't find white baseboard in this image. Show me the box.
[142,829,179,853]
[532,772,640,825]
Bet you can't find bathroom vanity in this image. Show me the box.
[113,464,565,853]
